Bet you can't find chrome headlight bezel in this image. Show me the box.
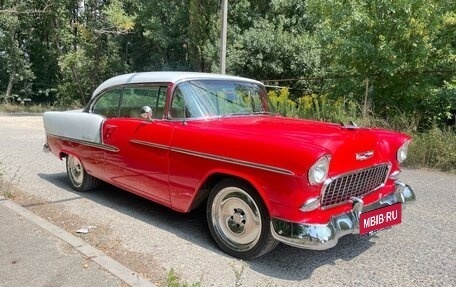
[308,155,331,185]
[397,140,411,164]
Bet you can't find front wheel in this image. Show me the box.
[66,154,99,192]
[207,179,278,259]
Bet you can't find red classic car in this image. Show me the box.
[43,72,415,259]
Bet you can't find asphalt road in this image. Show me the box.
[0,115,455,287]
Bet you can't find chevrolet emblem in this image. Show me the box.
[356,151,374,161]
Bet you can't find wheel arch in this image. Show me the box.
[59,150,80,161]
[188,171,271,214]
[59,151,68,160]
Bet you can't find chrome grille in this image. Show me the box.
[321,164,390,208]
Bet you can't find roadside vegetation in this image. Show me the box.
[268,87,456,172]
[165,260,248,287]
[0,102,82,113]
[0,102,55,113]
[0,161,21,199]
[166,269,201,287]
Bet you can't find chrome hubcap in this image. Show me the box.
[212,187,262,251]
[227,208,246,234]
[68,155,83,187]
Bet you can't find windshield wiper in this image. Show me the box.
[220,110,278,118]
[251,111,279,116]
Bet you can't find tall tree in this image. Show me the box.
[134,0,191,71]
[228,0,320,90]
[308,0,451,116]
[132,0,219,72]
[49,0,135,104]
[188,0,218,72]
[0,0,38,103]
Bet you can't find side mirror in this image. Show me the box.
[140,106,153,121]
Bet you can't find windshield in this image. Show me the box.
[170,80,274,119]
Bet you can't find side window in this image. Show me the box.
[120,86,167,119]
[92,89,121,118]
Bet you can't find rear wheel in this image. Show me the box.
[66,154,99,192]
[207,179,278,259]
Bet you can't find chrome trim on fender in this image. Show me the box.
[129,139,294,175]
[46,133,119,152]
[171,147,295,175]
[130,139,169,150]
[271,181,415,250]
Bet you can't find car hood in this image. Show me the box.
[187,115,407,175]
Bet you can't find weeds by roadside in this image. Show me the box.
[231,260,247,287]
[164,260,276,287]
[0,102,83,113]
[166,268,201,287]
[0,161,22,199]
[407,127,456,172]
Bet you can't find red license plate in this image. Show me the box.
[359,203,402,235]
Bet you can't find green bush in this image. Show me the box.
[268,88,362,123]
[268,88,456,172]
[407,127,456,172]
[419,79,456,130]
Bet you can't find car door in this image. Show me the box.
[94,85,173,204]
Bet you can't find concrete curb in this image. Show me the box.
[0,197,157,287]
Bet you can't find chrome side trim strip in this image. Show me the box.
[130,139,169,150]
[47,133,119,152]
[171,147,294,175]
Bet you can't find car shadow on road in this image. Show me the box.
[37,172,375,280]
[249,234,375,280]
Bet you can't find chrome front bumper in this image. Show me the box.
[270,181,415,250]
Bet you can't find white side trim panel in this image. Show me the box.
[43,111,104,144]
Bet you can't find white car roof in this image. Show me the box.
[92,71,263,98]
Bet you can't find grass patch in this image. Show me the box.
[406,127,456,172]
[0,161,21,199]
[164,260,249,287]
[166,268,201,287]
[0,102,83,113]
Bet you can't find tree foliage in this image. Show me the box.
[0,0,37,103]
[0,0,454,129]
[308,0,455,124]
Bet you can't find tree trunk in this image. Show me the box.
[363,78,369,120]
[4,74,15,104]
[4,25,17,104]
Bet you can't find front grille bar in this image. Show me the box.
[321,164,391,209]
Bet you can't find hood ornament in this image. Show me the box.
[356,151,374,161]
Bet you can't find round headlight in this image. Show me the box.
[308,155,331,185]
[397,140,411,164]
